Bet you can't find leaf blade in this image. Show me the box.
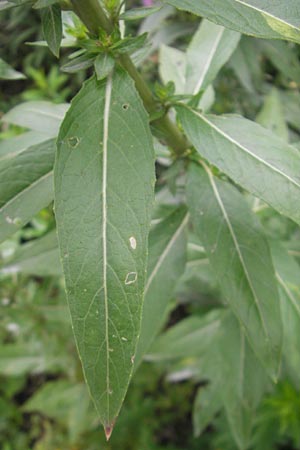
[186,163,282,378]
[164,0,300,43]
[178,107,300,225]
[54,72,155,430]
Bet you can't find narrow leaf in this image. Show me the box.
[0,131,47,161]
[0,139,55,243]
[271,243,300,385]
[2,101,69,137]
[186,163,282,378]
[185,20,240,94]
[164,0,300,44]
[54,72,155,431]
[119,6,162,21]
[135,207,188,367]
[178,107,300,226]
[94,53,115,81]
[193,384,222,437]
[217,313,269,450]
[148,310,222,361]
[41,4,62,57]
[256,88,289,142]
[0,230,61,277]
[0,57,26,80]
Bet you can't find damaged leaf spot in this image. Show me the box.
[125,272,137,285]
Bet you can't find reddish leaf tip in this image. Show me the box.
[104,423,114,441]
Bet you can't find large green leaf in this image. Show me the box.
[185,20,240,94]
[54,72,155,435]
[135,207,188,366]
[0,139,55,243]
[186,163,282,378]
[178,107,300,225]
[2,101,68,137]
[164,0,300,43]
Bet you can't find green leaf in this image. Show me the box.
[61,53,95,73]
[41,4,62,57]
[33,0,58,8]
[186,163,282,379]
[256,88,289,142]
[94,53,115,81]
[0,131,47,161]
[159,45,186,94]
[2,101,69,137]
[271,243,300,386]
[135,207,188,367]
[111,33,148,55]
[0,58,26,80]
[280,90,300,132]
[0,230,61,277]
[193,384,222,437]
[119,6,162,21]
[0,139,55,243]
[54,72,155,434]
[217,313,269,450]
[259,40,300,84]
[164,0,300,44]
[23,380,93,441]
[148,309,223,361]
[185,20,240,94]
[178,107,300,226]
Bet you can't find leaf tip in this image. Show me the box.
[104,422,115,441]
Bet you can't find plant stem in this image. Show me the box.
[70,0,189,155]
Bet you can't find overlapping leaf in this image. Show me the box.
[135,207,188,367]
[178,107,300,225]
[0,139,56,243]
[186,163,282,378]
[164,0,300,43]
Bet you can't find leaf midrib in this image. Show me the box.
[202,162,269,340]
[102,74,113,421]
[193,110,300,190]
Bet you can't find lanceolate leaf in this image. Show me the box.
[54,72,155,435]
[186,163,282,378]
[185,20,240,94]
[271,243,300,385]
[135,207,188,367]
[164,0,300,44]
[0,57,26,80]
[256,88,289,142]
[41,4,62,57]
[2,101,69,137]
[178,107,300,226]
[148,310,223,361]
[217,313,268,450]
[0,230,61,277]
[0,131,47,161]
[0,139,55,243]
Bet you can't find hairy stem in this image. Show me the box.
[70,0,189,155]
